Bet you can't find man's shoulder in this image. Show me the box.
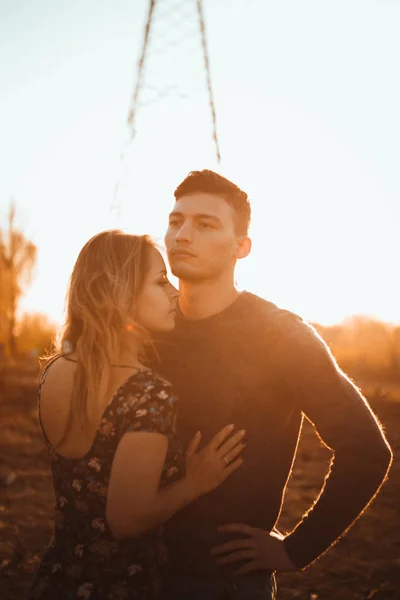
[240,292,322,345]
[240,292,304,328]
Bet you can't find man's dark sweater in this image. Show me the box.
[153,292,392,573]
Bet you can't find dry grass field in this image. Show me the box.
[0,371,399,599]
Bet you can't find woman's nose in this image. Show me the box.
[168,283,179,300]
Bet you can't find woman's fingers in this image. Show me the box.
[223,456,244,478]
[186,431,201,459]
[222,441,246,465]
[208,424,235,451]
[217,429,246,457]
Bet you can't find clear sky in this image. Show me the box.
[1,0,399,326]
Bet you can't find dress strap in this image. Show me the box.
[39,355,64,386]
[38,355,65,451]
[61,355,77,363]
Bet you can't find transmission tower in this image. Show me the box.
[111,0,221,221]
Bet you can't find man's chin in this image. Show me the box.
[170,265,203,282]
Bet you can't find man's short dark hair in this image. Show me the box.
[174,169,251,236]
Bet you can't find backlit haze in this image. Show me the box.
[1,0,399,327]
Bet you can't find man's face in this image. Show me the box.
[165,193,241,282]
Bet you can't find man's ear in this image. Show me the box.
[235,236,252,260]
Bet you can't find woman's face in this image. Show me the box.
[135,247,177,332]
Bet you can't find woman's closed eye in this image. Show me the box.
[157,276,169,286]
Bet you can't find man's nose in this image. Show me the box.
[175,221,192,242]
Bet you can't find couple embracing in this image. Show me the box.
[29,170,392,600]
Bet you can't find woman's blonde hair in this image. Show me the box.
[43,229,155,445]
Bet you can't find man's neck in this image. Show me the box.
[178,275,240,321]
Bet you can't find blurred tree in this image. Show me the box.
[0,202,37,357]
[317,316,399,380]
[0,238,9,347]
[16,312,57,358]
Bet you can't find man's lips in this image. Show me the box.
[170,248,196,258]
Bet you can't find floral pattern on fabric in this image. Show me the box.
[28,369,184,600]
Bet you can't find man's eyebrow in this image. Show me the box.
[168,211,221,223]
[169,210,221,224]
[195,213,221,223]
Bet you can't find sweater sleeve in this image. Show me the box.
[276,314,392,569]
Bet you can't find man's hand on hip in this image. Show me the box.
[211,523,298,575]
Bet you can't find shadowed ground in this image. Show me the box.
[0,374,398,600]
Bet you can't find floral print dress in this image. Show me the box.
[28,367,184,600]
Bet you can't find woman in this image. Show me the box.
[28,230,245,600]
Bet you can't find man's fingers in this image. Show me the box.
[217,523,259,536]
[211,538,255,556]
[232,559,260,577]
[209,424,235,451]
[215,549,257,566]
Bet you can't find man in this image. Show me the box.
[154,170,392,600]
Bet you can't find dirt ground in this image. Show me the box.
[0,374,399,600]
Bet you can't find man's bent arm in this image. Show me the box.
[276,314,392,569]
